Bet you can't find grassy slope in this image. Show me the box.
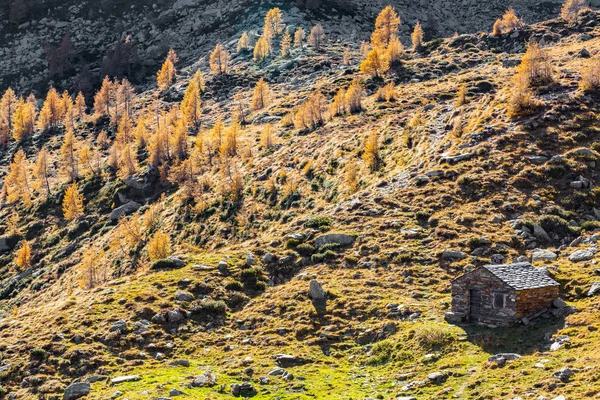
[2,10,600,400]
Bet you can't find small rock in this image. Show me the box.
[569,247,596,262]
[111,375,141,384]
[63,382,90,400]
[532,249,558,262]
[192,371,217,387]
[175,291,194,302]
[441,250,468,260]
[587,282,600,296]
[553,367,574,382]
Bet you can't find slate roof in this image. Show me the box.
[483,262,559,290]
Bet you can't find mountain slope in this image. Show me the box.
[1,5,600,400]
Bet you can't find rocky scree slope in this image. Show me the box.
[0,0,566,95]
[2,7,600,400]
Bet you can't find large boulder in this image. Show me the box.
[587,282,600,297]
[308,280,327,315]
[441,250,468,260]
[63,382,90,400]
[109,201,141,221]
[531,249,558,262]
[314,233,356,248]
[569,247,596,262]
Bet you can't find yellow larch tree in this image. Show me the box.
[209,44,231,75]
[254,34,271,63]
[61,127,79,182]
[93,76,113,119]
[33,147,51,198]
[5,148,31,206]
[15,241,31,271]
[148,231,170,261]
[74,91,87,120]
[237,31,252,53]
[362,130,380,171]
[250,78,271,111]
[220,118,240,158]
[12,98,36,142]
[181,79,202,128]
[0,88,17,137]
[371,5,401,48]
[116,111,133,144]
[412,22,424,51]
[281,28,292,57]
[62,182,84,221]
[360,47,389,77]
[294,27,306,48]
[265,8,284,37]
[157,58,176,91]
[37,87,62,130]
[260,123,275,150]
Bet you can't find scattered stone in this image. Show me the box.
[553,367,574,382]
[169,359,190,367]
[192,371,217,387]
[488,353,521,366]
[63,382,90,400]
[533,225,552,243]
[275,354,310,367]
[245,253,256,266]
[308,280,327,314]
[151,256,185,270]
[175,291,194,302]
[217,261,229,274]
[111,375,141,384]
[587,282,600,296]
[109,320,127,333]
[231,382,256,396]
[85,375,108,383]
[427,371,447,383]
[314,233,356,248]
[169,388,185,396]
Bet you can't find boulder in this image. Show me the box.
[231,382,255,396]
[308,280,327,314]
[175,291,194,302]
[441,250,468,260]
[275,354,311,368]
[109,201,141,221]
[531,249,558,262]
[587,282,600,297]
[427,371,447,383]
[63,382,90,400]
[314,233,356,248]
[553,367,574,382]
[569,247,596,262]
[488,353,521,366]
[151,256,185,270]
[533,225,552,243]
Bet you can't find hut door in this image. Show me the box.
[469,289,481,322]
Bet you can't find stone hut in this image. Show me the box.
[449,262,560,326]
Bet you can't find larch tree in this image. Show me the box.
[191,69,206,92]
[181,79,202,128]
[5,148,31,206]
[220,118,240,158]
[254,34,271,63]
[265,8,284,37]
[118,143,138,179]
[134,115,149,148]
[157,58,176,91]
[561,0,587,22]
[167,48,179,65]
[116,111,133,144]
[209,44,231,75]
[345,160,359,194]
[260,123,275,149]
[33,147,51,198]
[281,29,292,57]
[117,78,135,117]
[62,182,84,221]
[78,248,106,289]
[148,231,170,261]
[308,24,325,50]
[345,79,363,113]
[386,35,404,66]
[237,32,252,53]
[15,240,31,271]
[294,27,306,48]
[370,5,401,49]
[0,88,17,137]
[360,47,389,77]
[362,130,380,171]
[37,87,62,130]
[94,76,113,119]
[74,91,87,120]
[411,22,424,51]
[61,127,79,182]
[12,98,36,142]
[250,78,271,111]
[78,140,103,178]
[172,118,189,160]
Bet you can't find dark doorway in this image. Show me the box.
[469,289,481,322]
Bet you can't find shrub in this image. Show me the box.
[580,58,600,92]
[538,214,580,237]
[412,324,455,350]
[296,243,316,256]
[30,347,47,361]
[367,340,395,365]
[189,299,227,317]
[304,216,332,230]
[581,220,600,231]
[507,73,540,118]
[516,42,553,86]
[224,279,244,291]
